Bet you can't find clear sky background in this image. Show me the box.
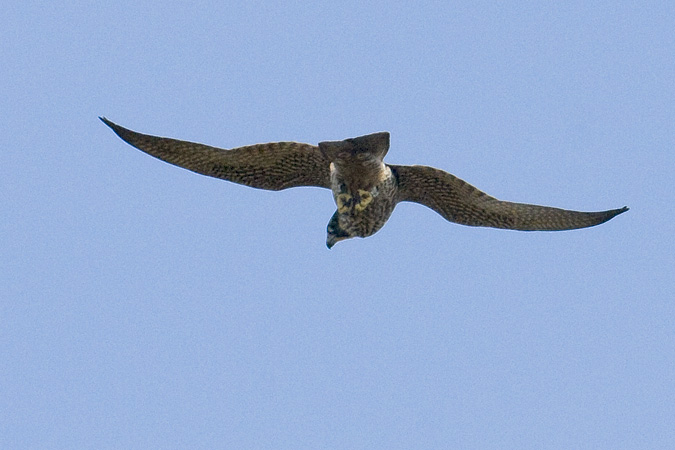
[2,1,673,448]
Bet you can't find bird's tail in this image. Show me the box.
[318,132,390,162]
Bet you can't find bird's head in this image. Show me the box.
[326,211,354,249]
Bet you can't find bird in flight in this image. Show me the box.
[100,118,628,248]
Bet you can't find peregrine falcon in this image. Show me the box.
[100,118,628,248]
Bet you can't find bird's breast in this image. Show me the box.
[329,165,397,238]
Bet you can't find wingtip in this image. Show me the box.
[601,205,629,225]
[99,117,126,137]
[99,116,113,127]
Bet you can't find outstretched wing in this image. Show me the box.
[100,118,331,190]
[392,165,628,231]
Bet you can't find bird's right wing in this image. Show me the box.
[392,164,628,231]
[101,118,331,190]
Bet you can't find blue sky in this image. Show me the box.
[2,1,673,448]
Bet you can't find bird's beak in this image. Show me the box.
[326,235,348,249]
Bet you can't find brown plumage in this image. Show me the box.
[100,118,628,248]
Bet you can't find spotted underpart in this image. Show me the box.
[327,176,396,248]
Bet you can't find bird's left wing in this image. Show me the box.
[100,118,331,190]
[392,164,628,231]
